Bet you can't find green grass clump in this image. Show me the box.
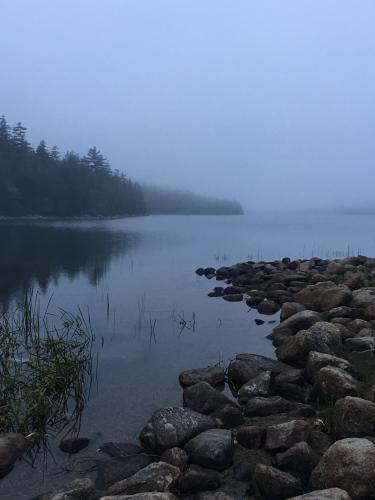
[0,292,95,448]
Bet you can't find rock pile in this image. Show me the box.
[8,256,375,498]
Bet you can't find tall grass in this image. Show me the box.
[0,292,95,450]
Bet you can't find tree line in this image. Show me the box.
[0,117,145,216]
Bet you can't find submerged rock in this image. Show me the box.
[59,437,90,454]
[0,433,29,478]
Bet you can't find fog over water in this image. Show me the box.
[1,1,375,211]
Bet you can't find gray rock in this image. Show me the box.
[233,444,272,481]
[227,353,290,386]
[211,404,245,429]
[265,420,311,452]
[306,351,356,382]
[178,465,220,493]
[280,302,306,321]
[287,488,352,499]
[183,381,236,414]
[100,494,177,500]
[179,365,225,387]
[237,371,272,403]
[140,407,215,452]
[184,429,233,471]
[308,430,333,455]
[310,438,375,499]
[0,433,29,478]
[244,396,313,418]
[350,287,375,308]
[222,294,243,302]
[332,397,375,439]
[97,454,153,489]
[273,310,323,336]
[295,281,351,311]
[313,366,360,403]
[347,349,375,378]
[257,300,280,315]
[254,464,304,500]
[236,426,265,449]
[326,306,364,320]
[276,322,342,367]
[160,447,188,471]
[345,336,375,352]
[347,318,372,333]
[275,441,320,474]
[108,462,180,496]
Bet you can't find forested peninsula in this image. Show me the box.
[0,117,243,217]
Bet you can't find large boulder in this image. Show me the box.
[184,429,233,471]
[332,397,375,439]
[254,464,304,500]
[276,322,342,367]
[287,488,352,500]
[306,351,356,382]
[0,433,29,478]
[310,438,375,499]
[313,366,360,403]
[273,310,323,336]
[280,302,306,321]
[265,420,311,452]
[160,447,188,472]
[275,441,320,475]
[140,407,215,453]
[183,382,236,414]
[295,282,351,311]
[350,287,375,308]
[108,462,180,496]
[179,366,225,387]
[345,336,375,352]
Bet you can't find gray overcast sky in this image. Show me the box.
[1,1,375,211]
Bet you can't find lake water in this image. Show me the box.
[1,212,375,498]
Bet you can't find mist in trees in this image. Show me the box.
[142,184,243,215]
[0,117,145,217]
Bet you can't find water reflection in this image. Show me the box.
[0,222,138,308]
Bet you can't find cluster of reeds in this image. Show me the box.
[0,292,95,449]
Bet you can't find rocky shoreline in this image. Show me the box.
[4,255,375,499]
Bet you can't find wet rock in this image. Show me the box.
[280,302,306,321]
[208,287,225,297]
[140,407,215,453]
[273,310,323,335]
[236,426,265,449]
[184,429,234,471]
[313,366,360,403]
[295,282,351,311]
[108,462,180,496]
[245,396,314,418]
[265,420,311,452]
[178,464,221,493]
[227,353,290,386]
[179,365,225,388]
[254,464,304,500]
[0,433,29,478]
[332,397,375,439]
[211,404,245,429]
[99,442,143,458]
[275,441,320,475]
[308,430,333,455]
[257,300,280,315]
[345,336,375,352]
[276,322,342,367]
[310,438,375,499]
[38,478,96,500]
[97,454,154,489]
[347,349,375,377]
[237,371,272,403]
[255,318,265,325]
[160,447,188,471]
[272,328,294,347]
[222,294,243,302]
[306,351,355,382]
[59,437,90,454]
[183,381,236,414]
[350,287,375,308]
[287,488,352,499]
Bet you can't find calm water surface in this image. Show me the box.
[1,213,375,498]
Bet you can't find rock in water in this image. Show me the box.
[179,365,225,387]
[183,381,236,414]
[0,433,29,478]
[108,462,180,496]
[184,429,234,471]
[59,437,90,454]
[310,438,375,499]
[140,407,215,452]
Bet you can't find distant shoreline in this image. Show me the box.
[0,212,244,221]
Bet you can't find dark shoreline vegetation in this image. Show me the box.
[4,255,375,498]
[0,117,243,218]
